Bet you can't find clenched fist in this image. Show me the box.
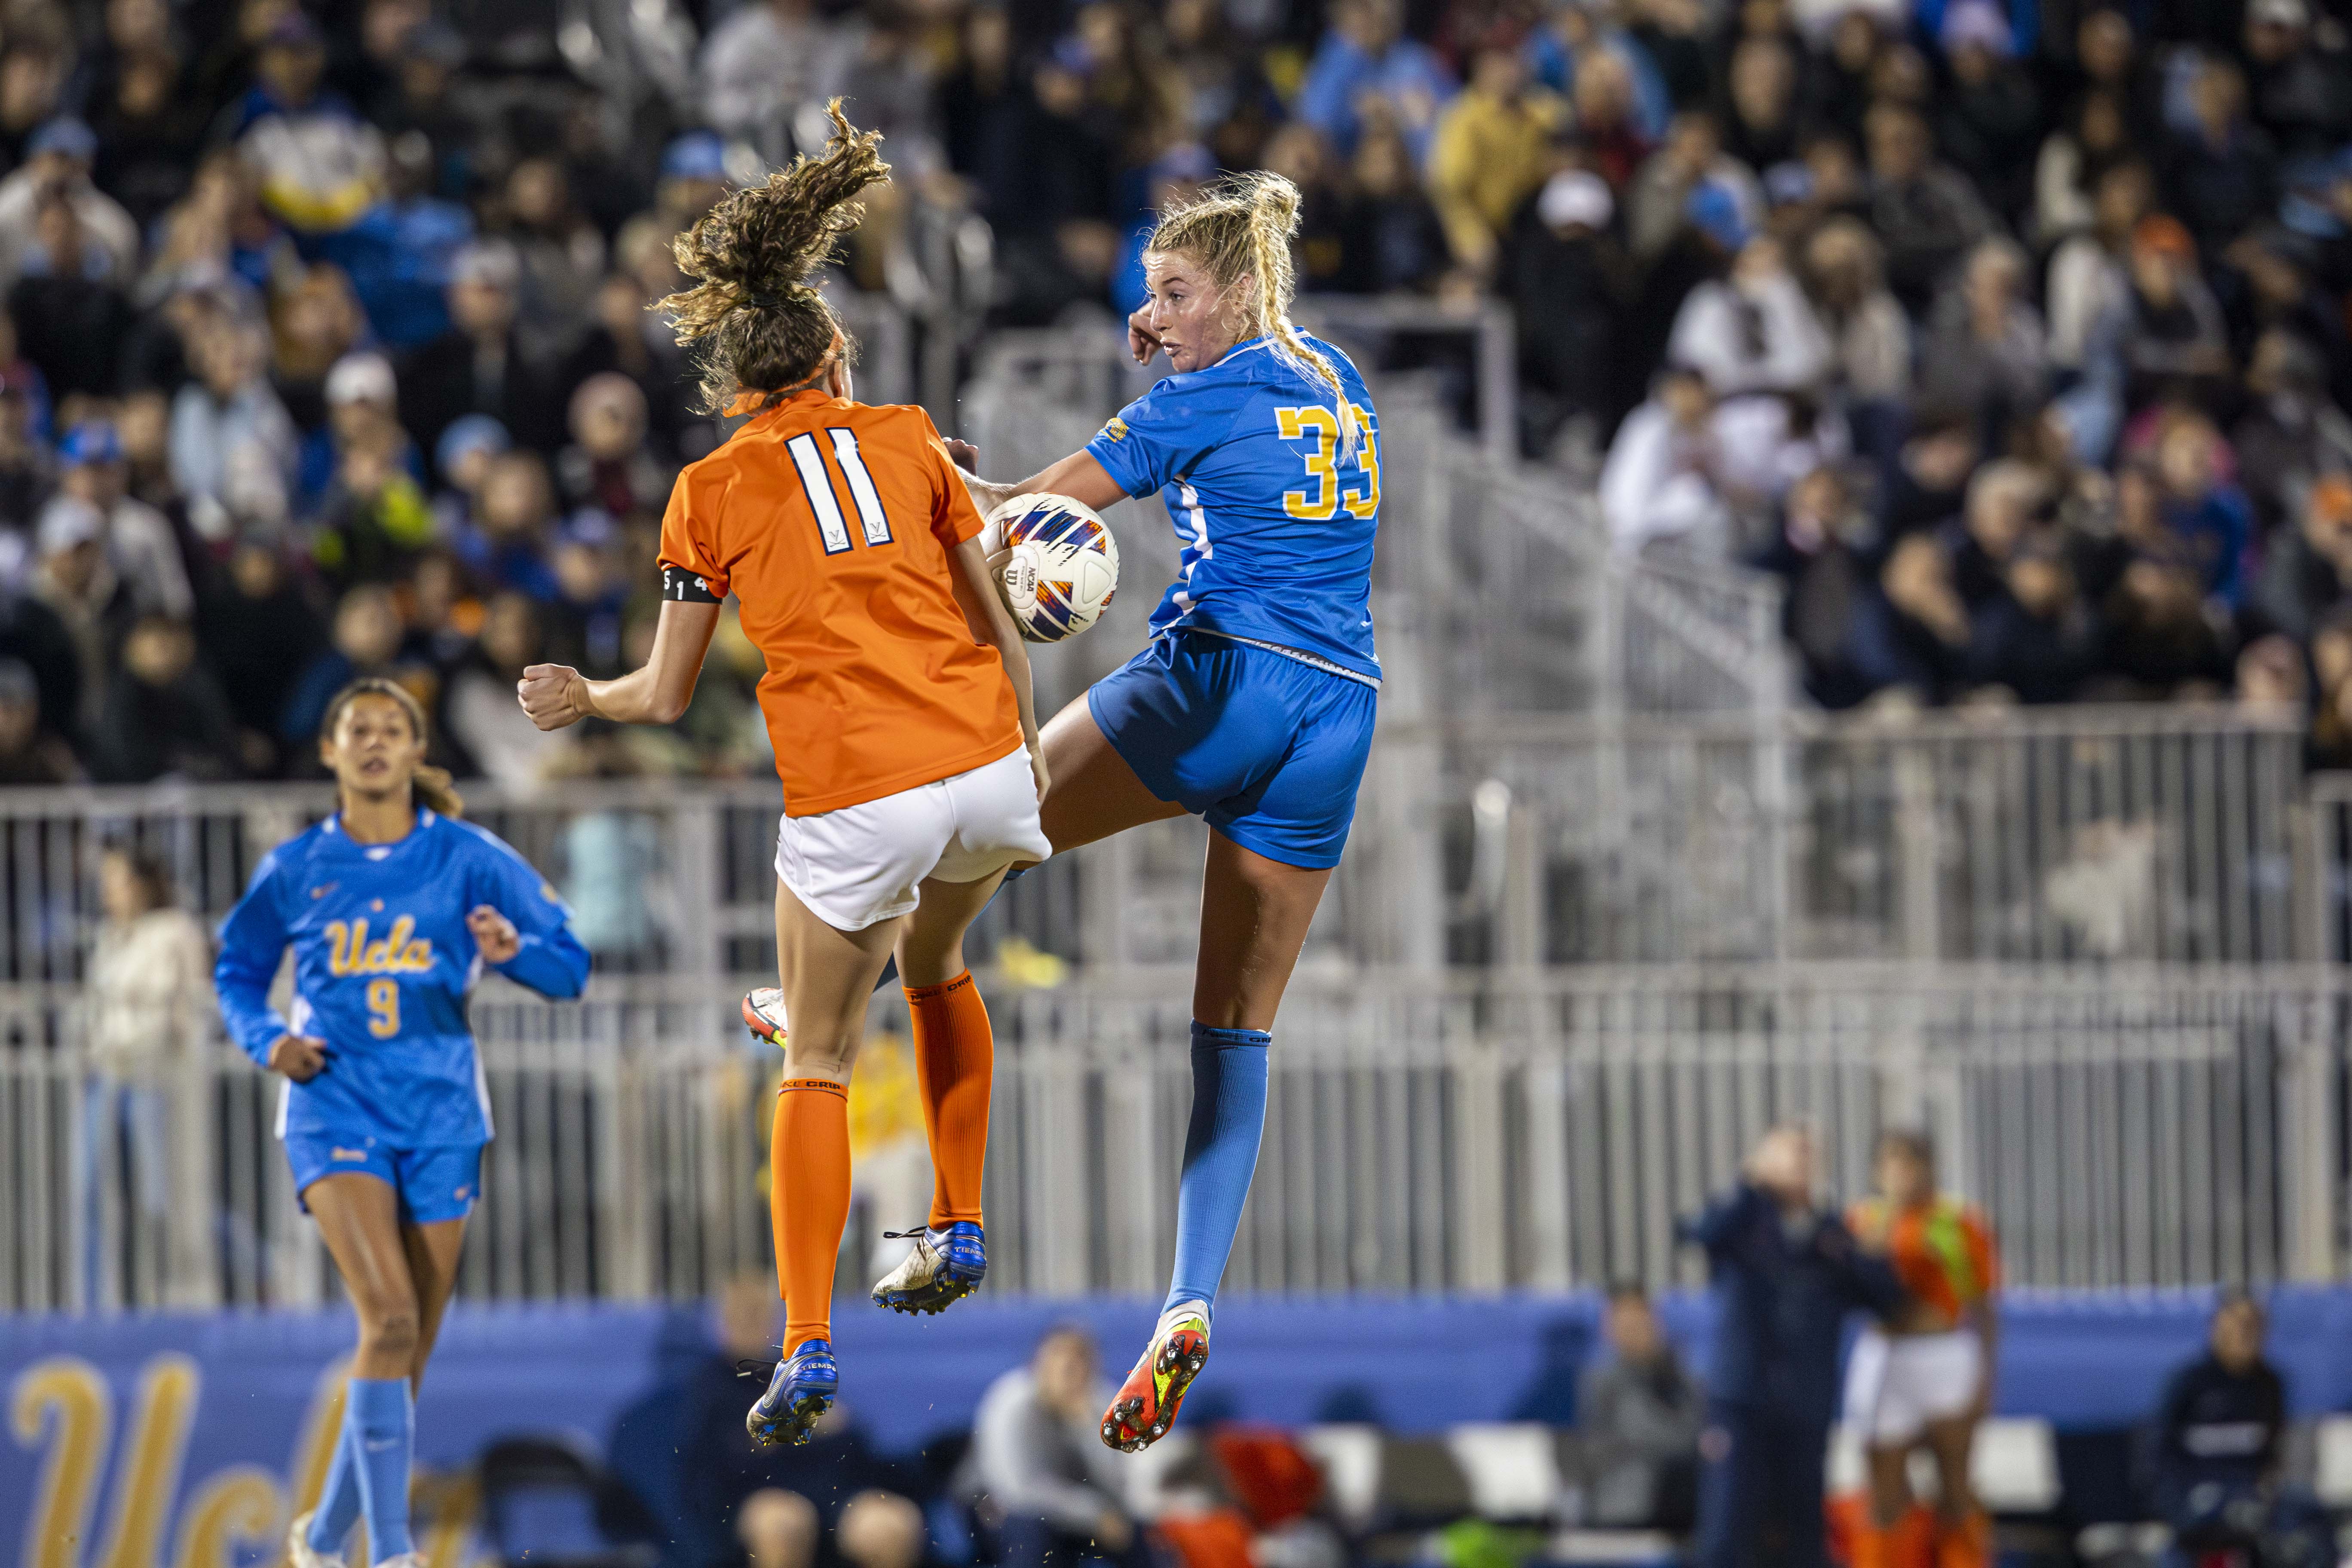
[517,663,593,731]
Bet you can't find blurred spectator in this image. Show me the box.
[701,0,844,165]
[1667,235,1829,397]
[1917,239,2045,442]
[1801,218,1908,445]
[2233,330,2352,539]
[1421,44,1571,273]
[2046,160,2151,377]
[0,657,74,783]
[79,843,212,1309]
[32,495,131,739]
[281,584,407,750]
[1680,1125,1901,1568]
[2164,57,2278,255]
[1851,531,1974,701]
[1626,113,1763,264]
[9,187,135,401]
[2032,92,2132,250]
[432,413,511,537]
[1572,50,1656,193]
[0,117,141,285]
[198,542,325,772]
[1862,102,1994,314]
[1720,35,1800,175]
[500,156,606,361]
[399,240,555,467]
[1297,0,1455,165]
[839,1491,926,1568]
[2119,216,2232,412]
[557,374,669,519]
[0,360,50,530]
[2147,413,2253,607]
[444,591,571,792]
[1931,1,2041,224]
[739,1488,819,1568]
[312,420,434,592]
[1580,1284,1702,1530]
[57,423,191,624]
[216,10,387,237]
[1331,126,1450,294]
[276,267,370,452]
[2147,1293,2331,1568]
[968,1325,1148,1568]
[2259,477,2352,646]
[1507,170,1629,447]
[91,615,243,782]
[1602,365,1727,555]
[457,452,563,601]
[169,309,299,542]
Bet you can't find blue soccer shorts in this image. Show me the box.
[285,1132,484,1225]
[1087,629,1378,870]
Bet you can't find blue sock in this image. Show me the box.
[1164,1023,1271,1318]
[306,1421,364,1556]
[346,1378,413,1562]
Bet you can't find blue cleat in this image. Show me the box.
[746,1339,837,1448]
[871,1222,986,1314]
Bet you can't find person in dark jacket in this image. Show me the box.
[2148,1292,2329,1568]
[1680,1124,1904,1568]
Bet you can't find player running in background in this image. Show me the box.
[955,170,1383,1452]
[514,106,1047,1448]
[1844,1130,2003,1568]
[215,677,590,1568]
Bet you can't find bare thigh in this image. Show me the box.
[1035,695,1182,855]
[896,869,1012,989]
[1193,831,1334,1030]
[774,881,899,1081]
[1864,1443,1915,1529]
[1922,1415,1978,1519]
[305,1174,423,1382]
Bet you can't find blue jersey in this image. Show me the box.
[1084,335,1382,684]
[215,808,591,1148]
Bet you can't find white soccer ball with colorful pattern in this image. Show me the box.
[986,493,1120,643]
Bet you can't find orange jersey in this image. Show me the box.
[657,390,1021,816]
[1848,1195,2000,1320]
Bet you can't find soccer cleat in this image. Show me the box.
[1099,1306,1210,1452]
[742,988,787,1048]
[746,1338,837,1448]
[871,1222,986,1314]
[286,1511,344,1568]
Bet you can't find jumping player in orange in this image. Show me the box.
[514,104,1047,1447]
[1844,1130,2003,1568]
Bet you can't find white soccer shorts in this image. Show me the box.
[1842,1326,1984,1446]
[774,745,1050,932]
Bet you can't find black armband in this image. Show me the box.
[662,565,722,603]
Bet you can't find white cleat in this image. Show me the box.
[286,1512,346,1568]
[742,988,787,1048]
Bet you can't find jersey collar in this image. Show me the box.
[322,806,438,861]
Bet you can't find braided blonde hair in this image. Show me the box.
[1145,171,1361,458]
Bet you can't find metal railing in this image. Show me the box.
[11,964,2342,1311]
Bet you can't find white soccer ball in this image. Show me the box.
[986,492,1120,643]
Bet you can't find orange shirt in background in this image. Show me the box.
[657,389,1021,816]
[1847,1194,2001,1322]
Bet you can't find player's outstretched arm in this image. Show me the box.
[958,449,1128,523]
[946,532,1048,799]
[518,598,722,729]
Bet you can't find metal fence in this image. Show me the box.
[10,964,2343,1311]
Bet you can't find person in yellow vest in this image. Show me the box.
[1843,1130,2002,1568]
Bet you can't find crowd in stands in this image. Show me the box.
[11,0,2352,783]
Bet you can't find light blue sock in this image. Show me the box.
[1163,1023,1271,1318]
[346,1378,414,1562]
[306,1421,364,1556]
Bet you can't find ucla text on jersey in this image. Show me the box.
[215,809,591,1148]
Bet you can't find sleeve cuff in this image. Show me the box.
[1083,436,1147,499]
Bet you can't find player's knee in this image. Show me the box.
[361,1303,421,1359]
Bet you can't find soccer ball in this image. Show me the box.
[986,492,1120,643]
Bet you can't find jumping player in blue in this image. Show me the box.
[955,171,1381,1451]
[215,677,590,1568]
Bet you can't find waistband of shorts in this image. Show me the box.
[1176,628,1383,690]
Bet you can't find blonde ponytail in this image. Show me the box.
[1147,171,1362,459]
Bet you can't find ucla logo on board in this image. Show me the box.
[324,917,435,977]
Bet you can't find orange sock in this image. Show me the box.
[1848,1518,1886,1568]
[906,972,992,1228]
[771,1078,851,1353]
[1933,1512,1989,1568]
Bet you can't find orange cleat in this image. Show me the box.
[1100,1306,1210,1452]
